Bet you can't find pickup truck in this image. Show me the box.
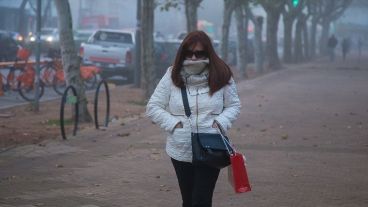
[80,29,135,81]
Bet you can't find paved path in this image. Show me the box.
[1,57,368,207]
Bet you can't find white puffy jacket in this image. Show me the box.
[146,67,241,162]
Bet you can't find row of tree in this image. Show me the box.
[18,0,54,37]
[52,0,352,122]
[139,0,352,97]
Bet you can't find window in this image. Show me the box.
[94,31,133,44]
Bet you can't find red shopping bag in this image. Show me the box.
[228,152,251,193]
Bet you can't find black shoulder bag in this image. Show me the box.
[180,86,233,169]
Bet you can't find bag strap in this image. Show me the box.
[180,86,191,118]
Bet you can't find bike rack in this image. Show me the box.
[60,85,79,140]
[94,79,110,129]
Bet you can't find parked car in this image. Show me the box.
[74,29,94,49]
[0,31,20,62]
[26,28,59,52]
[80,29,135,81]
[9,31,24,43]
[154,39,181,78]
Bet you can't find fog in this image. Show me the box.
[1,0,367,42]
[52,0,262,40]
[69,0,231,39]
[67,0,368,41]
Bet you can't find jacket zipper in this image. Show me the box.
[196,88,199,133]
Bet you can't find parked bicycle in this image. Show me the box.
[39,51,100,95]
[52,62,101,95]
[0,48,44,101]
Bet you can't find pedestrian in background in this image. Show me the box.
[327,34,338,62]
[342,37,351,61]
[358,37,363,58]
[146,31,241,207]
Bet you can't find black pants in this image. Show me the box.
[171,158,220,207]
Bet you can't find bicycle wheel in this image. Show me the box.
[17,79,44,102]
[60,85,79,140]
[94,80,110,129]
[0,73,6,93]
[6,67,22,91]
[53,76,67,95]
[40,64,56,86]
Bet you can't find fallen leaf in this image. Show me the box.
[117,133,130,137]
[281,134,288,140]
[38,143,46,147]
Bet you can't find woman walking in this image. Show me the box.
[146,31,241,207]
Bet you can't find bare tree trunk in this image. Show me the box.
[265,10,281,69]
[294,14,304,63]
[282,0,304,63]
[248,8,264,74]
[254,16,264,74]
[221,0,235,63]
[283,17,294,63]
[141,0,155,98]
[244,10,249,67]
[234,3,247,78]
[319,20,330,56]
[134,0,142,88]
[260,1,286,70]
[54,0,92,122]
[309,19,318,58]
[303,18,310,60]
[184,0,202,32]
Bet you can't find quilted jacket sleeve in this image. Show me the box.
[214,78,241,132]
[146,68,180,132]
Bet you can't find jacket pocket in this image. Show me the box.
[170,115,189,134]
[196,114,219,134]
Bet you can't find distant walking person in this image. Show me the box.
[358,37,363,58]
[327,34,338,62]
[342,37,351,61]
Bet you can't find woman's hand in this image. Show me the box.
[212,121,219,128]
[175,122,183,129]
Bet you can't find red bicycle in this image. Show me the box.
[0,48,44,101]
[52,61,101,95]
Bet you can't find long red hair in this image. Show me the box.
[171,31,232,95]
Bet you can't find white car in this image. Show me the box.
[80,29,135,81]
